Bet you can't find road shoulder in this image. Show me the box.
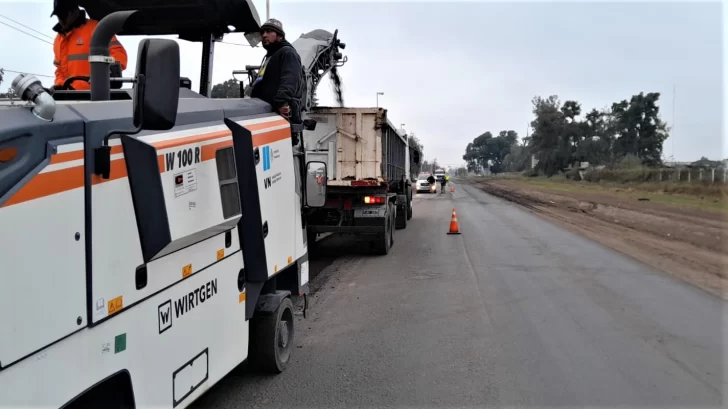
[462,177,727,300]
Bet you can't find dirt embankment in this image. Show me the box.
[466,178,728,299]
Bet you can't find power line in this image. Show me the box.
[220,41,253,47]
[0,20,53,45]
[0,13,54,40]
[1,69,54,79]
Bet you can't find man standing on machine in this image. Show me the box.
[50,0,127,91]
[250,18,303,124]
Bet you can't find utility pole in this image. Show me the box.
[376,92,384,108]
[266,0,270,20]
[672,84,676,162]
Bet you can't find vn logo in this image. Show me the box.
[262,146,271,171]
[264,176,272,189]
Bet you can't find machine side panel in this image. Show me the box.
[251,121,297,279]
[0,106,85,207]
[0,106,88,368]
[0,142,87,368]
[62,98,266,325]
[0,253,248,409]
[86,119,252,325]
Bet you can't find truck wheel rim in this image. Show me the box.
[279,321,289,348]
[277,307,294,362]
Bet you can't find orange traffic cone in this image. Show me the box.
[450,184,455,193]
[447,208,461,235]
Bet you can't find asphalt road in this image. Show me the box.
[193,183,725,408]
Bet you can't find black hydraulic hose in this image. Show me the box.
[90,10,137,101]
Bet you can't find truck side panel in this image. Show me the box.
[382,122,407,186]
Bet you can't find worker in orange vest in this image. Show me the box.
[50,0,128,91]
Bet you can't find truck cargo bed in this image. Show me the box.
[303,107,407,187]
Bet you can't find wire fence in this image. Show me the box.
[577,166,728,184]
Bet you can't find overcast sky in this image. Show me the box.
[0,1,724,165]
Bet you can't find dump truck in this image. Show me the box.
[238,31,419,255]
[303,107,420,254]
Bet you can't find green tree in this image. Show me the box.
[560,100,583,167]
[574,108,613,166]
[463,132,493,171]
[690,156,722,168]
[610,92,669,167]
[408,134,424,176]
[528,95,570,176]
[503,144,531,172]
[462,130,519,174]
[211,79,240,98]
[488,130,519,173]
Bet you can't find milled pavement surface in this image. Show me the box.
[193,182,725,408]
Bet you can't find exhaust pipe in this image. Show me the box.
[11,74,56,122]
[90,10,137,101]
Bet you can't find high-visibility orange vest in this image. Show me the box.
[53,15,127,90]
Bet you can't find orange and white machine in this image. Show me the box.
[0,1,327,408]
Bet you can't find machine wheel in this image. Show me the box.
[249,297,295,374]
[373,203,394,255]
[407,199,413,220]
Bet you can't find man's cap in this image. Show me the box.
[260,18,285,36]
[50,0,78,17]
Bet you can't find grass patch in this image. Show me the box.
[493,176,728,213]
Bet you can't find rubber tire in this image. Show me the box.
[374,204,394,255]
[306,229,317,256]
[395,202,407,230]
[407,199,413,220]
[389,203,396,246]
[249,297,295,374]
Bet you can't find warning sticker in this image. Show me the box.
[174,169,197,198]
[108,296,123,315]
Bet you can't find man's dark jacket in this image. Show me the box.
[251,39,302,117]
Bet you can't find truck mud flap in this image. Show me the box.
[224,118,268,320]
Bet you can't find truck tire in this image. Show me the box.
[407,199,413,220]
[395,202,407,230]
[374,203,394,255]
[390,203,396,246]
[248,297,295,374]
[306,229,317,256]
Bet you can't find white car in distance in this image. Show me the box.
[415,173,437,193]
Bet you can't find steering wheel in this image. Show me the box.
[62,76,90,90]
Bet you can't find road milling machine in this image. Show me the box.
[0,1,328,408]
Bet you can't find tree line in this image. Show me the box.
[464,92,672,176]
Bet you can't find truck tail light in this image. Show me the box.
[364,196,385,204]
